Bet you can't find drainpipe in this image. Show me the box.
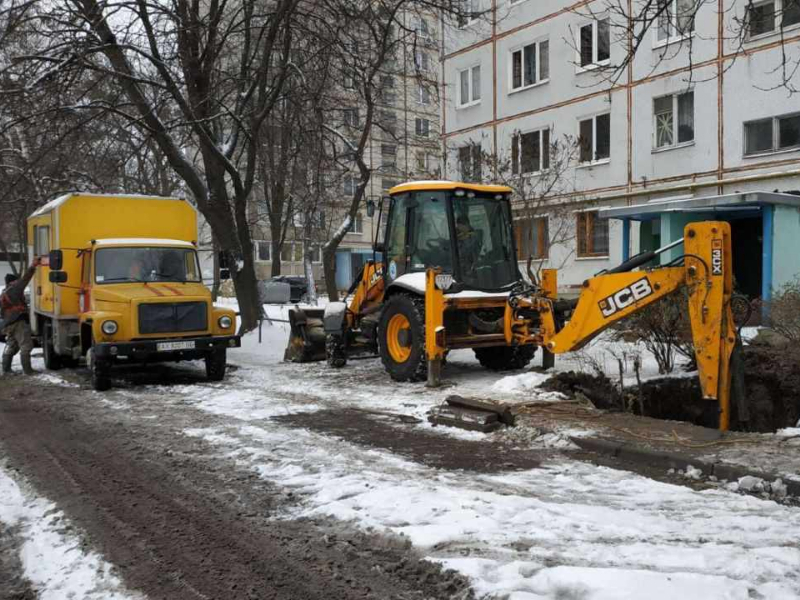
[761,204,774,317]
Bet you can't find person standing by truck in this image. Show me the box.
[1,258,41,375]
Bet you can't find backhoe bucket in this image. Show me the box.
[284,307,327,363]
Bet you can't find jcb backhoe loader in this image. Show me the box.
[286,181,738,430]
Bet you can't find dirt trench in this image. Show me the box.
[543,343,800,433]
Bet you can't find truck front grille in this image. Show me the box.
[138,302,207,335]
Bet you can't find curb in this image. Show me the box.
[569,436,800,498]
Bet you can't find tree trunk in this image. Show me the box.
[230,252,262,334]
[270,236,282,277]
[322,245,338,302]
[211,237,221,302]
[303,224,318,306]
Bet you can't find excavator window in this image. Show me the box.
[407,193,452,272]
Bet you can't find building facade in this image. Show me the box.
[441,0,800,299]
[250,9,443,291]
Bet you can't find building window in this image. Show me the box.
[280,243,293,262]
[414,50,430,71]
[417,83,431,105]
[458,65,481,106]
[576,211,609,257]
[657,0,698,42]
[747,0,800,38]
[415,117,430,137]
[511,40,549,91]
[381,144,397,168]
[416,151,428,171]
[457,0,480,28]
[579,18,610,68]
[256,241,271,262]
[379,110,397,136]
[744,112,800,155]
[343,173,357,196]
[578,113,611,163]
[512,128,550,174]
[458,143,482,182]
[343,69,356,90]
[654,91,694,148]
[347,213,364,234]
[343,108,359,127]
[517,217,549,260]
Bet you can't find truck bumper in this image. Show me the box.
[93,335,241,361]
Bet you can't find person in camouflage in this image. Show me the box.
[1,258,41,375]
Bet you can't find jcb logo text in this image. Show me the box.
[598,278,654,318]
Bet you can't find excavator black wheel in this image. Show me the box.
[378,294,427,382]
[326,334,348,368]
[473,345,537,371]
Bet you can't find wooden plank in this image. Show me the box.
[445,395,515,426]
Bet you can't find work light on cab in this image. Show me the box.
[101,320,118,335]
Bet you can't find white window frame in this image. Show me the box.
[576,17,611,72]
[652,90,695,151]
[343,108,359,127]
[577,112,611,165]
[343,173,357,196]
[746,0,800,40]
[654,0,698,47]
[346,213,364,235]
[743,111,800,156]
[508,38,549,94]
[511,127,551,175]
[414,50,431,72]
[457,64,481,108]
[417,83,431,105]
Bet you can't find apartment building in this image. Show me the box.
[442,0,800,300]
[251,10,443,291]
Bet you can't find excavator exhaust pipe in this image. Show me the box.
[284,307,327,362]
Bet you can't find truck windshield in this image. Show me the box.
[453,195,518,290]
[95,247,201,284]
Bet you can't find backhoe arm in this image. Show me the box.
[511,221,736,430]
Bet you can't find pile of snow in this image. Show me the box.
[0,465,142,600]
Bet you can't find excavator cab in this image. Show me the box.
[379,185,519,293]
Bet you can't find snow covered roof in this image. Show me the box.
[93,238,195,248]
[30,193,186,217]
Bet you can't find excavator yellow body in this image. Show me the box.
[287,182,739,430]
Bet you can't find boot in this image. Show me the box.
[2,354,12,375]
[20,353,35,375]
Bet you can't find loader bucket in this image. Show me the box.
[284,307,327,362]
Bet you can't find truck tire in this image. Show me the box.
[378,294,427,382]
[206,347,227,381]
[89,347,112,391]
[326,334,347,368]
[474,345,537,371]
[42,320,63,371]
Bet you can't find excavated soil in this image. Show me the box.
[0,378,474,600]
[543,343,800,432]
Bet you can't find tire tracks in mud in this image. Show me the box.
[0,379,474,600]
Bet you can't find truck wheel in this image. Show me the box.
[326,334,347,368]
[89,347,112,391]
[474,345,537,371]
[206,348,227,381]
[42,321,63,371]
[378,294,427,382]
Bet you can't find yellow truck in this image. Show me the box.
[27,193,240,390]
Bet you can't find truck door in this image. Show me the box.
[32,223,54,315]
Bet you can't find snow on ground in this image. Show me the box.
[149,302,800,599]
[0,464,143,600]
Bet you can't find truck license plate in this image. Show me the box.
[157,341,195,351]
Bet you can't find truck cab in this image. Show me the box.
[27,193,240,390]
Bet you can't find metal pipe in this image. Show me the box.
[654,237,685,255]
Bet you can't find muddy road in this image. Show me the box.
[0,374,474,600]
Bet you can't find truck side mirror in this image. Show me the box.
[366,199,375,218]
[48,249,63,270]
[49,271,68,284]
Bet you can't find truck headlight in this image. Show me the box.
[218,315,233,329]
[101,320,118,335]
